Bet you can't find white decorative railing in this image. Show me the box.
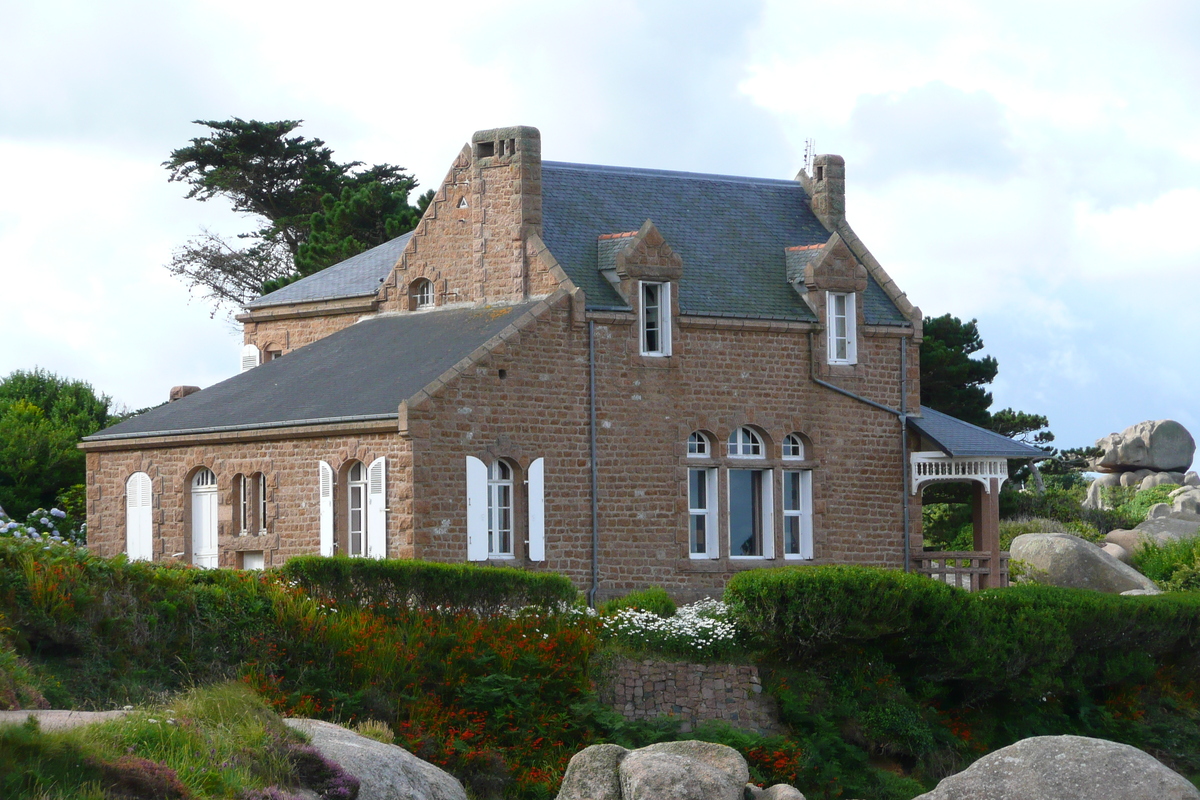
[911,451,1008,494]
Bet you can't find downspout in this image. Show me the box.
[900,339,910,572]
[808,332,911,571]
[587,320,600,607]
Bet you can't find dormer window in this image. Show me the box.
[639,281,671,357]
[410,278,435,311]
[827,291,857,365]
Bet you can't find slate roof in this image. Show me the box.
[247,232,413,309]
[86,302,539,440]
[540,161,909,325]
[907,406,1046,459]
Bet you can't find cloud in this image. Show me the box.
[848,82,1017,184]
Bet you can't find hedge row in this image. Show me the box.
[280,556,579,615]
[725,565,1200,704]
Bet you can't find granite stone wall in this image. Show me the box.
[598,656,784,735]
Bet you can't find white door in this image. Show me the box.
[191,469,219,568]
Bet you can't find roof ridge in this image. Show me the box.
[542,160,804,188]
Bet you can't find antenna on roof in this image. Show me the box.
[803,138,815,173]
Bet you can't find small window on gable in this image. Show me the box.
[827,291,857,365]
[687,431,711,457]
[728,427,764,458]
[783,433,806,460]
[457,197,469,209]
[639,281,671,357]
[410,278,435,310]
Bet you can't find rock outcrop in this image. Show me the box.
[285,718,467,800]
[556,740,804,800]
[1097,420,1195,473]
[913,735,1200,800]
[1009,533,1160,594]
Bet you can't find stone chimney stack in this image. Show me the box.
[801,154,846,229]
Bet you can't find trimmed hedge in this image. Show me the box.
[725,565,1200,704]
[280,556,579,615]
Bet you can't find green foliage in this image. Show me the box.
[919,315,1055,474]
[0,683,338,800]
[0,369,111,519]
[1134,538,1200,591]
[920,315,997,427]
[165,118,427,309]
[291,181,428,278]
[598,587,676,618]
[279,555,579,615]
[726,565,1200,788]
[600,599,746,662]
[1108,484,1181,528]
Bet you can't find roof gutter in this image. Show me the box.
[81,413,399,446]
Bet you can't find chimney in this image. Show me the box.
[801,154,846,229]
[170,385,200,402]
[468,126,543,300]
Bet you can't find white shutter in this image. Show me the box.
[318,460,334,556]
[126,472,153,561]
[527,458,545,562]
[846,293,858,365]
[241,344,261,373]
[801,470,814,560]
[661,282,672,356]
[465,456,488,561]
[762,470,775,559]
[366,456,387,559]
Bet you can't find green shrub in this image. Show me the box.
[280,555,579,615]
[1103,484,1181,529]
[1133,538,1200,591]
[598,587,676,618]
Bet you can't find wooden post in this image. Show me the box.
[972,478,1002,589]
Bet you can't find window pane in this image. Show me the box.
[784,471,801,511]
[729,470,763,556]
[690,513,706,554]
[689,469,707,508]
[643,283,660,353]
[785,516,801,555]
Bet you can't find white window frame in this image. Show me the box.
[728,427,765,458]
[413,278,435,309]
[258,473,268,534]
[487,461,515,558]
[783,433,806,460]
[783,469,814,560]
[826,291,857,365]
[639,281,671,357]
[236,474,250,534]
[347,461,367,557]
[727,468,774,559]
[687,431,710,457]
[688,467,717,559]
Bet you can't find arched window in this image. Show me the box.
[410,278,434,310]
[687,431,711,457]
[783,433,806,459]
[346,460,367,557]
[728,427,764,458]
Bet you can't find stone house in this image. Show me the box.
[81,125,1039,599]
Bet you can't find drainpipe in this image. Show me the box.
[808,332,911,571]
[587,320,600,607]
[900,339,910,572]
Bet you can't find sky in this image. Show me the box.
[1,0,1198,450]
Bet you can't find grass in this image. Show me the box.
[0,682,320,800]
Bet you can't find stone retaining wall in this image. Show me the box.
[599,657,784,735]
